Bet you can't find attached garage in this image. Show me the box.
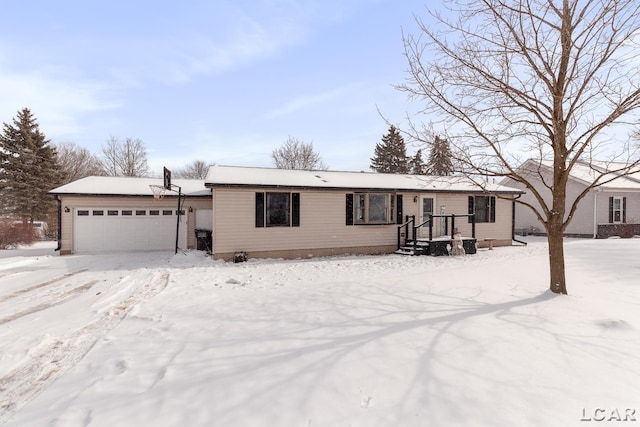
[50,176,212,254]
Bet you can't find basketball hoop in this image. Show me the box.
[149,184,167,201]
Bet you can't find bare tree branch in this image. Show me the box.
[174,160,212,179]
[55,142,104,183]
[100,136,150,177]
[272,137,328,170]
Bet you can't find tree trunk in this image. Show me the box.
[547,221,567,294]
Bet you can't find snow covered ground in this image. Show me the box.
[1,238,639,427]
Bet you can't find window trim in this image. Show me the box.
[609,196,626,224]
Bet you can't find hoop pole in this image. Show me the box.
[175,186,182,254]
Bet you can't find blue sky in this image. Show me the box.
[0,0,434,175]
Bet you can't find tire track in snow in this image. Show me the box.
[0,271,170,424]
[0,280,100,326]
[0,270,88,303]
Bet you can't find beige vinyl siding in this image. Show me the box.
[213,189,402,255]
[418,194,513,241]
[212,188,515,257]
[57,195,211,253]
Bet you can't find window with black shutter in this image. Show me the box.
[469,195,496,223]
[609,196,626,223]
[256,192,300,227]
[346,193,395,225]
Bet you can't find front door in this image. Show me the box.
[419,196,434,238]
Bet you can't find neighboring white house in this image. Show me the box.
[49,177,212,254]
[204,165,524,260]
[501,160,640,238]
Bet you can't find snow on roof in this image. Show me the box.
[205,165,523,193]
[536,160,640,190]
[49,176,210,197]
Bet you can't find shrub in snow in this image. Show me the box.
[0,219,36,249]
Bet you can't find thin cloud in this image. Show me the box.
[265,82,369,120]
[0,67,121,136]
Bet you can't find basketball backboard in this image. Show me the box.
[163,167,172,190]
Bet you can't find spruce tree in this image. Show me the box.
[370,125,409,173]
[426,135,454,176]
[410,149,427,175]
[0,108,62,222]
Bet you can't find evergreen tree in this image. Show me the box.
[0,108,62,221]
[370,125,409,173]
[426,136,454,176]
[410,149,427,175]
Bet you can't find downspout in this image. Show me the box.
[593,191,597,238]
[512,194,527,246]
[175,186,183,255]
[55,196,62,251]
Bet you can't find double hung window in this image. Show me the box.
[609,196,626,223]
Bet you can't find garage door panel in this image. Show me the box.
[74,208,187,253]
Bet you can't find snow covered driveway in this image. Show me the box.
[1,239,640,426]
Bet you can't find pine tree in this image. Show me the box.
[370,125,409,173]
[426,136,454,176]
[410,149,427,175]
[0,108,62,221]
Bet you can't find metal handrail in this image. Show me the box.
[412,218,431,253]
[397,215,415,249]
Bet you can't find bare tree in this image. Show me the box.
[174,160,212,179]
[100,136,150,177]
[398,0,640,294]
[272,137,328,170]
[56,142,104,183]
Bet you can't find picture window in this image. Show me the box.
[353,193,393,224]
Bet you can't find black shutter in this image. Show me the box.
[490,196,496,223]
[292,193,300,227]
[346,194,354,225]
[468,196,474,223]
[255,192,265,227]
[609,196,613,223]
[396,195,403,224]
[623,197,627,223]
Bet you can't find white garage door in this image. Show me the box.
[74,208,187,253]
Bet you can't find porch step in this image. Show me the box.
[395,241,430,256]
